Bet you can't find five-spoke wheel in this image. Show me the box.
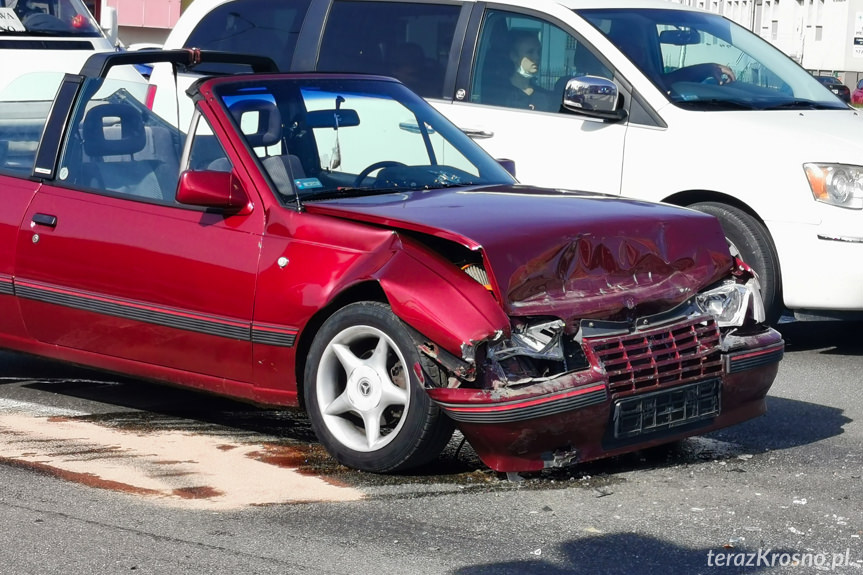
[304,302,453,472]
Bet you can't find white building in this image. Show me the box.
[674,0,863,87]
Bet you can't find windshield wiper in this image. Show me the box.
[673,99,756,110]
[761,100,840,110]
[301,187,404,202]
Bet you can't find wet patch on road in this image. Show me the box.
[0,375,753,507]
[0,405,364,510]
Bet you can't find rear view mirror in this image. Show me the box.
[176,170,252,214]
[659,28,701,46]
[305,109,360,129]
[561,76,626,122]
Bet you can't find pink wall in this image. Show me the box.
[107,0,181,29]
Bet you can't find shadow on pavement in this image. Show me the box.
[777,320,863,355]
[451,534,798,575]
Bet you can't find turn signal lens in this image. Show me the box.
[804,163,863,209]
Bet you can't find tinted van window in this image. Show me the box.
[317,1,460,98]
[183,0,311,73]
[471,8,611,112]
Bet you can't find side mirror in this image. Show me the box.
[100,6,118,48]
[561,76,627,122]
[176,170,252,214]
[496,158,516,178]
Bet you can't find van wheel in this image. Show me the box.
[304,302,454,473]
[691,202,783,324]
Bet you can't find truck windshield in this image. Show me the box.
[578,8,847,110]
[0,0,101,36]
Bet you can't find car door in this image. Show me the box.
[0,79,61,343]
[0,176,39,341]
[438,4,629,194]
[14,90,263,384]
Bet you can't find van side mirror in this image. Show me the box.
[561,76,627,122]
[176,170,252,214]
[100,6,118,47]
[496,158,516,177]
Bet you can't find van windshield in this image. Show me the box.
[578,8,847,111]
[0,0,101,37]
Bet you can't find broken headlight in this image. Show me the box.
[487,318,588,385]
[695,278,765,327]
[494,319,566,361]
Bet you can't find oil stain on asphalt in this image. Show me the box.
[0,370,746,509]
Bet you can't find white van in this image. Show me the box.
[149,0,863,322]
[0,0,118,96]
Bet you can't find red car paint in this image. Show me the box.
[0,50,783,473]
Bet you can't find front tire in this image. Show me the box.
[304,302,454,473]
[691,202,783,323]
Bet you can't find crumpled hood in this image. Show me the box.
[304,185,733,320]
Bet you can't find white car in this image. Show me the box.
[0,0,120,97]
[148,0,863,322]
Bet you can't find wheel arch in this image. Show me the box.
[663,190,767,225]
[665,190,785,322]
[294,280,388,410]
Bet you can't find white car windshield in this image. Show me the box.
[578,8,847,110]
[0,0,101,36]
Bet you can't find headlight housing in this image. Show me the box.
[695,278,765,327]
[804,163,863,209]
[493,319,566,361]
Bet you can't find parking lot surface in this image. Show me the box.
[0,322,860,574]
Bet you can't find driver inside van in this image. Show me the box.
[485,30,554,112]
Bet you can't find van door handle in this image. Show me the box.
[32,213,57,228]
[461,128,494,139]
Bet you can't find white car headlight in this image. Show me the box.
[804,163,863,209]
[695,279,765,327]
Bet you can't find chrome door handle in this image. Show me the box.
[461,128,494,139]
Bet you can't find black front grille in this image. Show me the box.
[584,317,722,395]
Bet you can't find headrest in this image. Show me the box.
[82,104,146,157]
[229,99,282,148]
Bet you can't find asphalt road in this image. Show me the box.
[0,321,860,575]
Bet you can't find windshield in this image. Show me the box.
[0,0,101,36]
[578,8,847,110]
[212,78,516,203]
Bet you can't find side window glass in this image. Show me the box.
[183,0,312,72]
[59,77,184,203]
[318,1,460,98]
[0,72,64,176]
[471,9,611,112]
[187,113,231,173]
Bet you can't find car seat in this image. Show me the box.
[227,99,305,196]
[80,103,165,200]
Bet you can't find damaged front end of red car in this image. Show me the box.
[418,228,783,473]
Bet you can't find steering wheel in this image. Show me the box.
[22,13,70,32]
[353,161,406,187]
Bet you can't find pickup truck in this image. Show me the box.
[0,50,783,474]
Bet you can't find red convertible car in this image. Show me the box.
[0,51,783,473]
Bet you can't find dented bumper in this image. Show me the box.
[425,321,784,473]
